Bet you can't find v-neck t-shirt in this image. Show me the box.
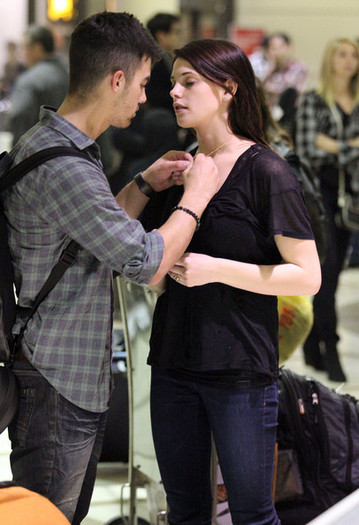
[143,144,314,383]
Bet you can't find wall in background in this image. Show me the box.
[0,0,27,76]
[114,0,179,26]
[236,0,359,88]
[2,0,359,93]
[0,0,181,94]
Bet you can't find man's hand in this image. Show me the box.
[142,150,193,192]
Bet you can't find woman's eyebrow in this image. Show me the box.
[170,71,194,83]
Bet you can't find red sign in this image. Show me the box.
[231,27,266,56]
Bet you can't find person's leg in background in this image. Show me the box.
[150,367,213,525]
[346,231,359,268]
[9,361,107,524]
[303,323,326,370]
[304,184,351,381]
[207,382,280,525]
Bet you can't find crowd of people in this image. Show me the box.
[1,8,359,525]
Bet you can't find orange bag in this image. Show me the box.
[0,485,70,524]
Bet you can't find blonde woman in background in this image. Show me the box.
[296,38,359,382]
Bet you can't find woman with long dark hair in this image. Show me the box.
[296,38,359,382]
[143,39,321,525]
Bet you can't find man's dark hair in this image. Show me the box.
[68,11,161,96]
[261,35,270,50]
[24,26,55,54]
[146,13,180,40]
[269,32,292,46]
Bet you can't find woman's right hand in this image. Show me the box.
[315,133,339,154]
[181,153,220,208]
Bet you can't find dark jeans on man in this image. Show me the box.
[9,361,108,524]
[150,366,280,525]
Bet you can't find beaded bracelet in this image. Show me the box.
[171,205,201,231]
[134,172,155,198]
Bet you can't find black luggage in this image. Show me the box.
[275,367,359,524]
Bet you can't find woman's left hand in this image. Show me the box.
[168,237,321,295]
[168,252,215,287]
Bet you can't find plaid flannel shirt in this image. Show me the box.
[263,59,309,108]
[3,107,164,412]
[296,90,359,193]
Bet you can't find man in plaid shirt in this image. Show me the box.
[262,32,309,134]
[3,12,218,524]
[263,33,309,108]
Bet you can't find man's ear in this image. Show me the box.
[112,70,125,91]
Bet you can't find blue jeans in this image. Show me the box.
[8,361,108,524]
[150,367,280,525]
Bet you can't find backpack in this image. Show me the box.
[274,143,329,264]
[0,146,92,364]
[275,367,359,524]
[213,367,359,524]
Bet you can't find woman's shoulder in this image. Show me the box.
[298,89,328,109]
[301,89,320,99]
[248,145,299,190]
[249,144,287,170]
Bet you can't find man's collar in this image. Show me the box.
[39,106,97,152]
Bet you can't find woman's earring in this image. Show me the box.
[224,93,231,101]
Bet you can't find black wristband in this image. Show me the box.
[134,172,155,198]
[171,205,201,231]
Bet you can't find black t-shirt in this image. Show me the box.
[142,144,314,383]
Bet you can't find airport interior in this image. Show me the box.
[1,1,359,524]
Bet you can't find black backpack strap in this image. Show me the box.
[0,146,95,355]
[14,240,80,352]
[0,146,92,192]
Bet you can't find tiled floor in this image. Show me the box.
[1,266,358,524]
